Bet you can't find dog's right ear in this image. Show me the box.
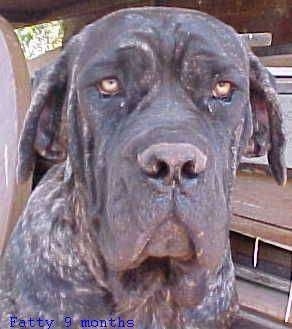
[244,50,287,185]
[17,52,68,183]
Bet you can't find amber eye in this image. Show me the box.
[98,77,121,95]
[212,81,232,99]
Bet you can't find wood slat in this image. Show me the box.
[241,33,272,48]
[231,215,292,250]
[261,55,292,67]
[44,0,155,21]
[237,279,292,325]
[232,173,292,231]
[233,309,291,329]
[235,265,291,294]
[14,0,154,26]
[160,0,292,47]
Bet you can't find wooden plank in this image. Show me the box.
[268,67,292,76]
[256,44,292,58]
[261,55,292,67]
[0,0,289,16]
[231,215,292,249]
[0,0,75,12]
[235,265,291,294]
[0,0,290,54]
[275,78,292,94]
[233,309,291,329]
[241,33,272,48]
[0,0,289,51]
[0,16,31,254]
[237,279,292,324]
[232,173,292,231]
[161,0,292,47]
[5,0,155,26]
[43,0,155,22]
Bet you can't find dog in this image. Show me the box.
[0,7,286,329]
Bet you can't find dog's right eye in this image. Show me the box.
[212,81,233,100]
[98,77,121,96]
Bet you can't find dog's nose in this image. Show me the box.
[137,143,207,185]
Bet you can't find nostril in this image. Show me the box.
[138,143,207,184]
[182,160,198,179]
[149,160,169,179]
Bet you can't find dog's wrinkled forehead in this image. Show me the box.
[74,7,248,70]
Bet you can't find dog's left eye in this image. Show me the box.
[98,77,121,96]
[212,81,233,100]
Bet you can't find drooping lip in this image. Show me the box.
[116,217,196,272]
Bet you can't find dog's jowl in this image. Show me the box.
[0,7,286,329]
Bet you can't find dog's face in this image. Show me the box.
[18,7,286,328]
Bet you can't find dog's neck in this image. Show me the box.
[105,250,238,329]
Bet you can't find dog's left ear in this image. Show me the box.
[17,52,68,183]
[244,50,287,186]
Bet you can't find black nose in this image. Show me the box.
[137,143,207,185]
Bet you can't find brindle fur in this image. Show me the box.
[0,7,286,329]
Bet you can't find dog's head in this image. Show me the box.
[17,7,286,328]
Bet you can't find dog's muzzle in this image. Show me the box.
[135,142,207,260]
